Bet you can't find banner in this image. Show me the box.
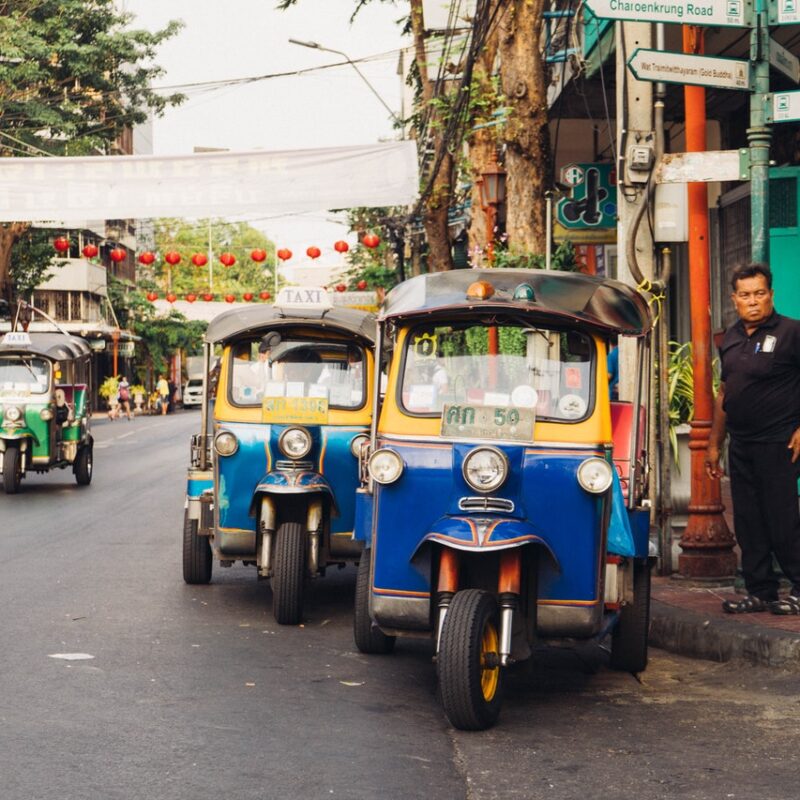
[0,141,418,222]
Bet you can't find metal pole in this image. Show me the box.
[207,220,213,291]
[545,192,553,270]
[749,1,771,263]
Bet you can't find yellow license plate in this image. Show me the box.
[262,396,329,424]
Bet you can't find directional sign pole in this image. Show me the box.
[750,1,772,263]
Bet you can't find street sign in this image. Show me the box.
[585,0,751,28]
[556,163,617,231]
[655,150,749,184]
[771,90,800,122]
[769,38,800,84]
[628,49,751,91]
[769,0,800,25]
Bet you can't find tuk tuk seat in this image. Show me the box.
[610,400,644,501]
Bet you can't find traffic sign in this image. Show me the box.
[769,38,800,84]
[628,49,751,91]
[585,0,751,28]
[769,0,800,25]
[771,91,800,122]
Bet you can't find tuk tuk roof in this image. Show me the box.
[0,331,92,361]
[380,269,652,336]
[204,304,376,345]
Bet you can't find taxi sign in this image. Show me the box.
[275,286,332,309]
[1,331,32,347]
[262,396,329,425]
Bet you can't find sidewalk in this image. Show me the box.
[650,576,800,671]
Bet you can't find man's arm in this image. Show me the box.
[705,382,727,479]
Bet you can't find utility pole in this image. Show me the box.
[749,0,771,263]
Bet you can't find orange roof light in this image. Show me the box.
[466,280,495,300]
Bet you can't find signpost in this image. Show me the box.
[628,48,751,90]
[769,38,800,83]
[769,90,800,121]
[769,0,800,24]
[584,0,751,27]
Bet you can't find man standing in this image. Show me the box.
[156,374,170,416]
[706,263,800,614]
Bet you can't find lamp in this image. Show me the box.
[479,161,507,209]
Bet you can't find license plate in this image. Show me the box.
[262,396,329,424]
[440,403,534,442]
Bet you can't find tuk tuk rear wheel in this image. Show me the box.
[182,508,212,584]
[3,446,21,494]
[74,443,93,486]
[353,550,395,654]
[438,589,503,731]
[271,521,305,625]
[609,559,651,673]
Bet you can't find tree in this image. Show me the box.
[8,227,65,298]
[0,0,184,301]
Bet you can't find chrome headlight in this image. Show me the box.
[279,427,312,460]
[577,458,613,494]
[350,433,369,458]
[368,448,404,485]
[462,447,508,493]
[214,430,239,457]
[40,407,54,421]
[4,405,22,422]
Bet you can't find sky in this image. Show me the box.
[122,0,411,283]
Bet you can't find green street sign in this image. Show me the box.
[628,48,751,90]
[585,0,752,27]
[769,90,800,123]
[768,0,800,24]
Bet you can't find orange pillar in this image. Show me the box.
[677,26,736,579]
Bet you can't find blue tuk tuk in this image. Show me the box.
[353,269,653,729]
[183,301,376,625]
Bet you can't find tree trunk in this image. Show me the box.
[499,0,549,254]
[0,222,29,303]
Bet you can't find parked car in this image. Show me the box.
[182,377,203,407]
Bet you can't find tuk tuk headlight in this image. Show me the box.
[214,430,239,457]
[4,405,22,422]
[40,407,53,421]
[279,427,312,460]
[462,447,508,493]
[577,458,613,494]
[350,433,369,458]
[368,448,404,484]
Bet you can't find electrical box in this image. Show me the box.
[626,144,654,184]
[654,183,689,242]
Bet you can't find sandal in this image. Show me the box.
[721,595,768,614]
[769,596,800,615]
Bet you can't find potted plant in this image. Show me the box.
[130,384,146,413]
[99,376,120,412]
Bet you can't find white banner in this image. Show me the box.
[0,141,418,222]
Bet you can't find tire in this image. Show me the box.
[74,443,93,486]
[3,446,21,494]
[438,589,504,731]
[353,551,395,654]
[610,559,651,673]
[271,520,305,625]
[182,508,212,584]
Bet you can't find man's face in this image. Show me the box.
[731,274,774,327]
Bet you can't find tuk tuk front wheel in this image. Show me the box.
[182,508,212,584]
[3,446,22,494]
[353,550,395,654]
[271,521,305,625]
[74,443,93,486]
[609,559,651,673]
[438,589,503,731]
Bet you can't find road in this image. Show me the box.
[2,411,799,800]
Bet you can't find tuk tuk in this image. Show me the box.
[0,329,94,493]
[353,269,653,730]
[183,300,376,625]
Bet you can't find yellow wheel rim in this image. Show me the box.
[479,620,500,702]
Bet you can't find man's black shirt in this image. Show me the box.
[719,311,800,443]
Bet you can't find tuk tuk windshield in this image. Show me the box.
[0,356,50,396]
[400,323,594,422]
[229,336,366,409]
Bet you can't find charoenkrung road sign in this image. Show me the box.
[585,0,751,27]
[628,48,751,90]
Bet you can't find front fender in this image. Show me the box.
[0,432,36,450]
[248,470,338,516]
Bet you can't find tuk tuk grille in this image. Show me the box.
[275,459,313,472]
[458,496,515,514]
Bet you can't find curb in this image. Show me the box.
[650,600,800,671]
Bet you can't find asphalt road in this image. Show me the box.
[2,411,799,800]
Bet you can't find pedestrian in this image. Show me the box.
[706,262,800,614]
[156,374,170,416]
[168,378,177,412]
[117,376,133,421]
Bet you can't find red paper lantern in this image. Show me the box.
[243,292,254,302]
[166,292,177,304]
[306,246,321,260]
[224,294,235,303]
[109,248,126,263]
[202,292,214,302]
[146,291,158,302]
[186,293,197,303]
[259,290,271,301]
[250,248,267,263]
[191,253,208,267]
[220,252,236,267]
[334,240,349,253]
[357,280,368,290]
[277,248,292,261]
[165,251,181,266]
[336,283,347,293]
[53,237,70,253]
[362,233,380,249]
[82,244,99,259]
[138,251,156,266]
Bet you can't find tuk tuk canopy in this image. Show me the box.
[0,331,92,362]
